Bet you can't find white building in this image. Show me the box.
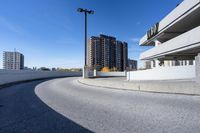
[3,51,24,70]
[128,0,200,81]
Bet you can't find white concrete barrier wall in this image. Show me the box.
[0,70,82,85]
[97,72,126,77]
[140,0,199,45]
[127,65,195,80]
[140,26,200,59]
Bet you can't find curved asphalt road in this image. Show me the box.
[1,77,200,133]
[35,77,200,133]
[0,79,92,133]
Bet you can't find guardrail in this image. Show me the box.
[96,71,126,77]
[127,65,195,80]
[0,70,82,86]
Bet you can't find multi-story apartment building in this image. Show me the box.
[88,34,128,71]
[3,51,24,70]
[116,41,123,71]
[88,36,101,69]
[109,36,117,69]
[100,34,110,68]
[122,42,128,71]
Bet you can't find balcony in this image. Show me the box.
[140,26,200,60]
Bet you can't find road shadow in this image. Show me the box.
[0,80,93,133]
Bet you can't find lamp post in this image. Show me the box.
[77,8,94,78]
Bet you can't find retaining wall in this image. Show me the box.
[127,65,195,80]
[96,71,126,77]
[0,70,81,85]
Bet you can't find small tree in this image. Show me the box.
[101,67,110,72]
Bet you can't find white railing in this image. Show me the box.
[127,65,195,80]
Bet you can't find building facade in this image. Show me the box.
[100,34,110,69]
[144,61,151,69]
[88,34,128,71]
[128,59,137,70]
[88,36,101,69]
[116,41,123,71]
[128,0,200,81]
[122,42,128,71]
[3,51,24,70]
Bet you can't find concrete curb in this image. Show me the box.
[78,78,200,96]
[0,76,81,90]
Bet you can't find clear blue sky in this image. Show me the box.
[0,0,183,69]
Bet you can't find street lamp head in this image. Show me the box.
[77,8,94,14]
[77,8,84,12]
[88,10,94,14]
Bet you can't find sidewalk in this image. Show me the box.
[78,77,200,95]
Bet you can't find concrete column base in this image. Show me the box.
[93,69,97,77]
[195,53,200,83]
[83,66,89,79]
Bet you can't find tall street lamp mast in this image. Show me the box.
[77,8,94,78]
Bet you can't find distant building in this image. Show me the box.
[88,36,101,70]
[3,51,24,70]
[122,42,128,71]
[88,34,128,71]
[116,41,123,71]
[100,34,111,69]
[128,59,137,70]
[144,61,151,69]
[38,67,50,71]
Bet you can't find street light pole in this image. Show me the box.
[77,8,94,78]
[84,12,87,66]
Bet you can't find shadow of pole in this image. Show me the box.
[0,80,93,133]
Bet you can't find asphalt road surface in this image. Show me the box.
[0,79,92,133]
[1,77,200,133]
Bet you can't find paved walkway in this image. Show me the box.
[79,77,200,95]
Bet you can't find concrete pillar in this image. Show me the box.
[169,60,173,67]
[151,61,154,68]
[83,66,89,78]
[186,60,189,66]
[155,59,160,68]
[195,53,200,83]
[154,40,162,68]
[83,67,87,78]
[94,69,97,77]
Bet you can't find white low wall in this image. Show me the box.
[0,70,82,85]
[96,71,126,77]
[127,65,195,80]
